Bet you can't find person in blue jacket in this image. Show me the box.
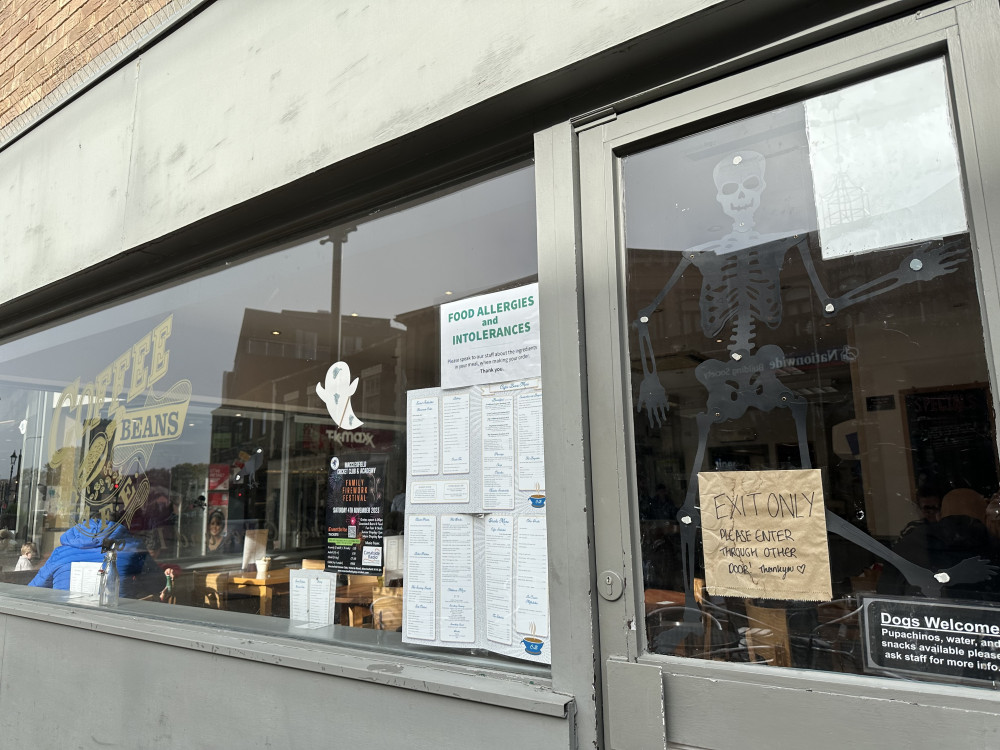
[29,516,157,598]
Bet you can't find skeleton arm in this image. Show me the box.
[634,257,692,427]
[825,511,997,596]
[797,239,967,315]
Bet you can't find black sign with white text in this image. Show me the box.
[861,595,1000,685]
[326,453,388,575]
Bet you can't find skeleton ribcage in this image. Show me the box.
[697,246,784,352]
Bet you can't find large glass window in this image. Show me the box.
[625,59,1000,687]
[0,163,542,670]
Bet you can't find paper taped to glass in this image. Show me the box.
[699,469,832,601]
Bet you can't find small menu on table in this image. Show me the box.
[290,569,338,629]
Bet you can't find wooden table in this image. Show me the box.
[644,588,686,610]
[228,568,290,616]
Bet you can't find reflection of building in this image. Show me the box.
[221,307,409,415]
[212,307,416,546]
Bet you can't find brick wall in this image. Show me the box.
[0,0,196,141]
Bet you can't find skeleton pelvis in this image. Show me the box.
[695,344,799,422]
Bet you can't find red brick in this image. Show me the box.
[0,0,179,130]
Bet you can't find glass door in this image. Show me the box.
[577,3,1000,747]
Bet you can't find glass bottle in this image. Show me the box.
[99,541,120,608]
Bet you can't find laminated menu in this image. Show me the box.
[68,561,102,599]
[402,382,549,664]
[289,569,338,628]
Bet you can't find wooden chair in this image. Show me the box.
[744,601,791,667]
[193,571,229,610]
[814,599,863,673]
[850,566,881,594]
[346,574,381,627]
[371,595,403,631]
[691,577,715,658]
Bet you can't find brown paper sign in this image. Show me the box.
[699,469,832,601]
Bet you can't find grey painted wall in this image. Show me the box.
[0,610,573,749]
[0,0,721,306]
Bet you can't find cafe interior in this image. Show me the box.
[0,164,541,657]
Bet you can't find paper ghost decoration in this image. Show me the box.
[316,361,364,430]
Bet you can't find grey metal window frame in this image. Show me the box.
[549,1,1000,747]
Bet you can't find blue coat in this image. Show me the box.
[29,520,154,597]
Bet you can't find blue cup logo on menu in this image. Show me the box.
[521,637,544,655]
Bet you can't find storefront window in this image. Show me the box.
[0,163,546,670]
[625,59,1000,687]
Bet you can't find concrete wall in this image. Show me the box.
[0,0,722,307]
[0,601,574,749]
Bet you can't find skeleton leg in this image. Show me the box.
[788,399,811,469]
[677,412,715,618]
[649,412,714,653]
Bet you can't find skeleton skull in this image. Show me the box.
[713,151,766,231]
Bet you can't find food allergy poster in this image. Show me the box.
[699,469,832,601]
[440,282,540,390]
[861,596,1000,686]
[326,453,388,575]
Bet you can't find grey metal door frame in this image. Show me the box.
[563,1,1000,747]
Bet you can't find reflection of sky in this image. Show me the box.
[340,167,537,318]
[624,59,964,258]
[0,165,537,466]
[805,59,966,258]
[624,104,817,252]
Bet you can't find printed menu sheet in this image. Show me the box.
[69,561,102,599]
[482,394,515,510]
[409,396,440,476]
[404,514,437,641]
[402,381,549,663]
[290,569,338,628]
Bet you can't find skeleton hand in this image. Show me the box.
[637,374,669,428]
[825,238,968,313]
[939,556,998,586]
[900,240,966,282]
[902,556,996,597]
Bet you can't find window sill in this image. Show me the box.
[0,588,570,718]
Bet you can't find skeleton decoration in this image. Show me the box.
[635,151,994,633]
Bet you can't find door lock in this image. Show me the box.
[598,570,624,601]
